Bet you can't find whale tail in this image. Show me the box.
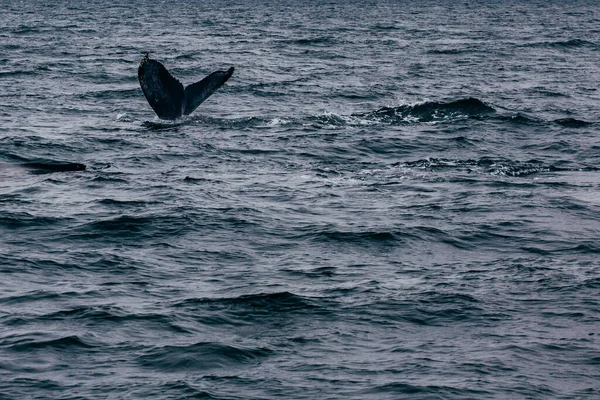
[183,67,234,116]
[138,54,234,120]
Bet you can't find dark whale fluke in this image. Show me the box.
[138,54,234,120]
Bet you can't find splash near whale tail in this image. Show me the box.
[138,54,234,120]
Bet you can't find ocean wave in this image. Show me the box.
[0,289,81,306]
[10,25,46,35]
[521,38,598,49]
[158,381,221,399]
[174,291,322,314]
[354,98,495,124]
[141,120,184,132]
[76,88,140,100]
[97,198,156,207]
[362,382,493,397]
[39,305,190,333]
[289,36,338,46]
[0,69,38,78]
[138,342,273,372]
[307,113,366,127]
[493,113,544,125]
[313,230,401,245]
[427,47,472,55]
[396,157,600,177]
[69,214,193,241]
[88,175,129,184]
[306,101,593,130]
[8,335,97,352]
[554,118,594,128]
[370,23,401,31]
[0,212,68,229]
[481,114,594,128]
[142,116,271,130]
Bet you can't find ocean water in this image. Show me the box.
[1,0,599,398]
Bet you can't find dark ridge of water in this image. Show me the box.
[554,118,594,127]
[41,305,168,324]
[427,47,475,55]
[0,212,70,229]
[301,100,595,130]
[76,88,140,100]
[354,97,495,124]
[174,291,323,314]
[318,230,400,244]
[8,335,97,352]
[2,0,600,399]
[291,36,338,46]
[138,342,274,372]
[97,198,157,207]
[66,214,195,243]
[20,162,86,173]
[141,120,192,131]
[88,175,129,184]
[0,69,41,78]
[491,113,544,125]
[360,382,494,397]
[532,39,598,48]
[159,381,222,400]
[0,289,83,306]
[396,157,600,177]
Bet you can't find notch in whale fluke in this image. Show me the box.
[138,53,234,120]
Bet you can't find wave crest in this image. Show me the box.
[355,98,495,124]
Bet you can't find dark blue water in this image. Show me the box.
[1,0,599,398]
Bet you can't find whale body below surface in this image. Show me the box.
[138,54,234,120]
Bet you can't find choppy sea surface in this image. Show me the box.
[1,0,599,398]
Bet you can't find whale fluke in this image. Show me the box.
[138,54,234,120]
